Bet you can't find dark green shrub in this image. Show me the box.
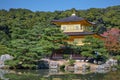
[63,54,69,60]
[68,59,75,66]
[60,65,65,71]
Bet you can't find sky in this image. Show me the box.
[0,0,120,12]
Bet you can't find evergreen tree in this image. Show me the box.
[38,27,68,56]
[81,36,108,63]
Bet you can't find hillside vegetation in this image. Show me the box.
[0,5,120,69]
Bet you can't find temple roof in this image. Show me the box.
[52,15,84,22]
[52,14,95,25]
[64,32,105,39]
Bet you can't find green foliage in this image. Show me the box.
[81,36,108,58]
[63,54,70,60]
[68,59,75,66]
[5,25,42,69]
[0,31,10,45]
[0,6,120,69]
[114,55,120,61]
[0,44,9,56]
[39,27,68,55]
[60,64,65,71]
[5,24,67,69]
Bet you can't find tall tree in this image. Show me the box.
[6,24,42,69]
[38,27,68,56]
[81,36,107,62]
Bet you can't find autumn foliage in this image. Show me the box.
[102,28,120,54]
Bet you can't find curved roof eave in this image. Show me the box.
[51,15,95,25]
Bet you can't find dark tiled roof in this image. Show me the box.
[64,32,94,36]
[52,15,84,22]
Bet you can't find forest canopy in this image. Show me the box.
[0,5,120,69]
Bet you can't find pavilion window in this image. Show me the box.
[75,26,79,30]
[62,26,66,31]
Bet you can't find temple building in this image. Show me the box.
[52,13,102,45]
[51,14,103,59]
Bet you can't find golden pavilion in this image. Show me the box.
[52,13,102,45]
[51,13,103,59]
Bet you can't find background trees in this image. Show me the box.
[0,5,120,68]
[5,25,68,69]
